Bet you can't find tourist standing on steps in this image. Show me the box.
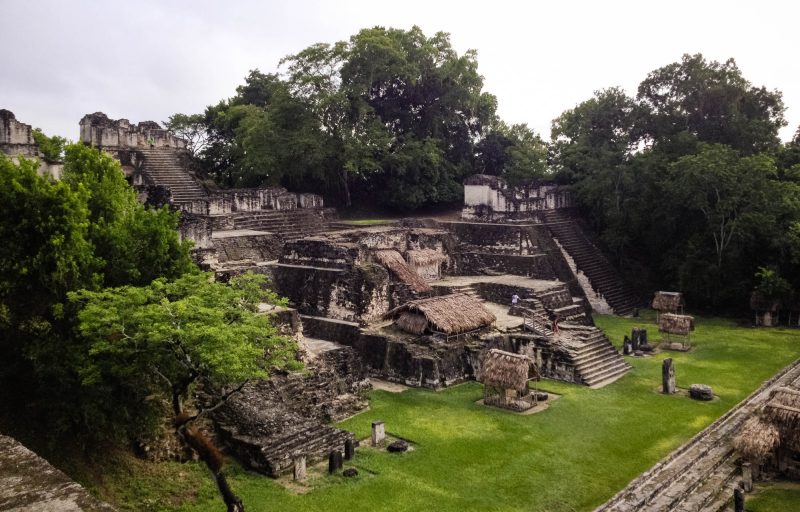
[511,294,519,306]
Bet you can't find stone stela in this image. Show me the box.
[371,421,385,446]
[662,358,676,394]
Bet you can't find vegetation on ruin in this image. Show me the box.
[31,127,67,162]
[0,146,194,447]
[88,312,800,511]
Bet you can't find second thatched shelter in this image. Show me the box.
[658,313,695,337]
[652,291,684,316]
[733,386,800,480]
[479,349,535,411]
[386,293,496,336]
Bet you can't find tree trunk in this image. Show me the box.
[341,169,351,207]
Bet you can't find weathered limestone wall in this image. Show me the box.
[462,174,572,221]
[0,434,116,511]
[178,213,213,249]
[0,109,35,146]
[79,112,186,150]
[0,109,64,178]
[212,233,282,263]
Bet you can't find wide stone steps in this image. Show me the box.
[544,210,637,316]
[139,148,207,204]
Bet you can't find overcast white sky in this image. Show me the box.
[2,0,798,142]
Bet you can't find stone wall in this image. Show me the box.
[0,434,116,511]
[0,109,63,178]
[178,213,213,249]
[79,112,186,150]
[212,232,282,263]
[462,174,572,221]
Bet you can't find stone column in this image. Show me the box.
[344,439,355,460]
[631,328,640,351]
[328,450,343,474]
[662,358,676,394]
[741,462,753,492]
[371,421,385,446]
[293,455,307,482]
[734,486,745,512]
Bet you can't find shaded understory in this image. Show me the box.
[94,312,800,511]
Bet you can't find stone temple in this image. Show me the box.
[2,110,640,478]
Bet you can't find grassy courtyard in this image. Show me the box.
[98,313,800,511]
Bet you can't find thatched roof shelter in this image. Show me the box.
[406,249,447,267]
[386,293,496,335]
[764,387,800,452]
[733,416,781,462]
[374,249,431,293]
[658,313,695,335]
[750,291,781,312]
[479,349,531,391]
[652,291,684,312]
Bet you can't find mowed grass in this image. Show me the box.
[102,312,800,512]
[746,483,800,511]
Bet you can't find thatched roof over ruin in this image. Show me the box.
[733,416,780,462]
[764,386,800,451]
[374,249,431,293]
[652,291,684,312]
[395,312,428,335]
[750,291,781,312]
[479,349,531,390]
[386,293,496,335]
[658,313,695,335]
[406,249,447,267]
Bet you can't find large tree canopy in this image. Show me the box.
[174,26,549,211]
[552,54,799,311]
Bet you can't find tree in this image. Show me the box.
[62,143,193,287]
[164,113,209,158]
[637,54,786,155]
[0,146,195,448]
[70,272,299,511]
[31,128,67,162]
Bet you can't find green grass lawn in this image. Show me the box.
[97,312,800,512]
[746,482,800,511]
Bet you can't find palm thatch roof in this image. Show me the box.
[764,386,800,451]
[406,249,447,267]
[386,293,496,335]
[374,249,431,293]
[479,349,531,390]
[652,291,684,312]
[658,313,695,335]
[732,416,780,462]
[395,312,428,335]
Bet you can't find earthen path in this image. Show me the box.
[595,358,800,512]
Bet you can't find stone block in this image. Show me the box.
[293,456,306,481]
[689,384,714,401]
[371,421,385,446]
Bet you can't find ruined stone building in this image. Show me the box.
[0,109,63,178]
[3,109,640,478]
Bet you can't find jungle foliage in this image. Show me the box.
[178,26,546,210]
[551,54,800,312]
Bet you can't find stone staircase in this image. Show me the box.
[138,147,207,204]
[231,208,336,239]
[450,284,481,299]
[565,326,631,387]
[257,423,355,477]
[543,210,637,316]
